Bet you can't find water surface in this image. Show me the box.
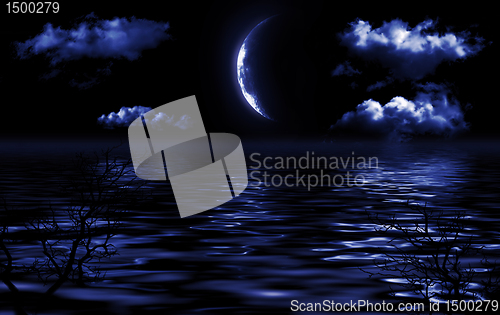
[0,136,499,314]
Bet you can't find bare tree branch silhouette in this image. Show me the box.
[1,145,149,314]
[363,200,500,314]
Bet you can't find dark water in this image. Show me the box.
[1,136,499,314]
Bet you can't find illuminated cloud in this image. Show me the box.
[98,106,152,129]
[16,13,171,64]
[339,19,483,80]
[98,107,193,130]
[330,84,468,140]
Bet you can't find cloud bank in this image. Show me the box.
[98,106,152,129]
[147,112,193,130]
[98,107,193,130]
[339,19,483,80]
[16,14,171,64]
[330,84,468,140]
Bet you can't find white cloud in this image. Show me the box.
[339,19,483,80]
[16,14,171,64]
[98,106,152,129]
[330,84,468,140]
[148,112,193,130]
[98,107,193,130]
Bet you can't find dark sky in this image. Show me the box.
[0,1,496,139]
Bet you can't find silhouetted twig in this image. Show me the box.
[362,200,499,314]
[1,145,150,314]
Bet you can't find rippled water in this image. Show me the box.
[0,136,499,314]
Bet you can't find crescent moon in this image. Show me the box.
[237,18,274,120]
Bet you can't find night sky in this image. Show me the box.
[0,1,496,139]
[1,3,499,313]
